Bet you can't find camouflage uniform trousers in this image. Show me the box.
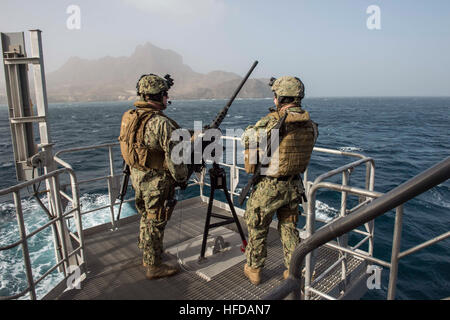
[130,168,175,267]
[244,176,304,269]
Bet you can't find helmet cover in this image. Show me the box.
[271,76,305,99]
[137,74,169,95]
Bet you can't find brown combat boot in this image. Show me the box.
[146,264,179,280]
[244,264,261,285]
[143,252,169,267]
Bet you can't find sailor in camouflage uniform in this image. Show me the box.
[122,74,188,279]
[241,76,318,285]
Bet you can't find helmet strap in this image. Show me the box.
[274,94,281,109]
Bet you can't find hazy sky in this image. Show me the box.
[1,0,450,97]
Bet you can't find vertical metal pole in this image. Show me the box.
[231,139,239,202]
[368,162,376,255]
[365,162,371,191]
[107,177,116,229]
[229,139,235,202]
[363,161,376,256]
[13,191,37,300]
[29,30,51,146]
[339,171,349,286]
[364,220,374,256]
[108,146,115,176]
[304,190,316,300]
[69,170,86,269]
[388,205,403,300]
[10,60,27,170]
[30,29,56,213]
[107,146,116,229]
[199,168,205,200]
[51,176,69,276]
[369,161,375,192]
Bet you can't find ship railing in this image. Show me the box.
[53,138,374,228]
[197,138,375,220]
[0,167,85,300]
[302,155,377,300]
[264,157,450,300]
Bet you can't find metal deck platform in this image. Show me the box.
[44,197,367,300]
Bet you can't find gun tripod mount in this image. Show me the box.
[199,162,247,262]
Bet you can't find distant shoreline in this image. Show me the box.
[1,96,450,108]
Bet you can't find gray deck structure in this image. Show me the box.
[44,197,367,300]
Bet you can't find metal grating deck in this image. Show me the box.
[45,197,367,300]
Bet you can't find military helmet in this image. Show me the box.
[136,74,174,96]
[270,76,305,99]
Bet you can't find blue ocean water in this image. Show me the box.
[0,97,449,299]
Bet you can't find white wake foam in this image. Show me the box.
[315,200,339,222]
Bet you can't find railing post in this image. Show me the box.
[13,191,37,300]
[303,168,309,196]
[368,161,376,255]
[51,175,70,277]
[229,139,237,201]
[388,205,404,300]
[108,146,115,177]
[304,189,317,300]
[107,145,118,229]
[199,167,205,200]
[107,176,117,230]
[68,169,86,270]
[338,170,349,287]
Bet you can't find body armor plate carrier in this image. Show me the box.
[244,110,318,177]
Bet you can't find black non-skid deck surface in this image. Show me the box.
[50,197,364,300]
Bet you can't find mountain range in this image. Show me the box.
[0,43,272,104]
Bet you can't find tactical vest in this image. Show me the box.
[118,107,167,171]
[244,109,318,177]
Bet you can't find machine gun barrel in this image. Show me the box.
[207,60,258,129]
[188,61,259,178]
